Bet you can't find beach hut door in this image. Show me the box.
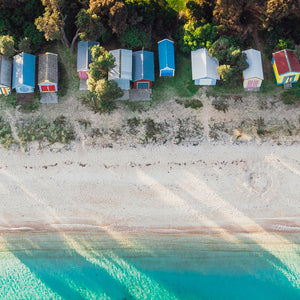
[283,75,294,84]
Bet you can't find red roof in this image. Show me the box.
[286,50,300,72]
[273,50,300,75]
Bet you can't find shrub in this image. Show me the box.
[212,98,229,112]
[276,39,294,51]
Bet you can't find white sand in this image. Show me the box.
[0,143,299,234]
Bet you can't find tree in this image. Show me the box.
[213,0,263,38]
[179,21,218,53]
[86,45,122,112]
[35,0,70,47]
[0,35,15,57]
[120,27,151,49]
[186,0,215,23]
[18,37,32,53]
[209,37,248,86]
[76,9,105,41]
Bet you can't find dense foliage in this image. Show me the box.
[86,45,123,112]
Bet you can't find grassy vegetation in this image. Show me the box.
[152,52,199,103]
[0,116,17,148]
[166,0,187,12]
[281,82,300,104]
[17,115,76,150]
[175,98,203,109]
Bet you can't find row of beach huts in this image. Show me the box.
[1,39,300,104]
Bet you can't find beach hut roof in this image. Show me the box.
[12,52,35,89]
[77,41,99,72]
[272,49,300,75]
[243,49,264,80]
[158,39,175,70]
[0,55,12,88]
[191,48,220,80]
[132,50,155,82]
[38,52,58,85]
[108,49,132,81]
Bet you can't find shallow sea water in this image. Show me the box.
[0,232,299,299]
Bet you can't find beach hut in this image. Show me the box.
[77,41,99,79]
[38,52,58,103]
[191,48,220,85]
[158,39,175,77]
[0,55,12,96]
[13,52,35,94]
[272,49,300,85]
[242,49,264,91]
[132,50,155,89]
[108,49,132,90]
[38,52,58,92]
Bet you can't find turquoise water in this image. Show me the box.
[0,232,299,299]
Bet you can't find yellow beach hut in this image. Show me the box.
[272,49,300,85]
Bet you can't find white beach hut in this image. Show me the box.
[242,49,264,91]
[108,49,132,90]
[191,48,220,85]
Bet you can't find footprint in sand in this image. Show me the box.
[248,171,272,194]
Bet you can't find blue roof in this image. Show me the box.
[12,52,35,89]
[77,41,99,71]
[132,50,155,82]
[158,39,175,71]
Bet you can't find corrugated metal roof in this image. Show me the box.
[12,52,35,89]
[0,55,12,88]
[158,39,175,71]
[108,49,132,81]
[77,41,99,72]
[243,49,264,80]
[191,48,220,80]
[38,52,58,85]
[132,50,155,82]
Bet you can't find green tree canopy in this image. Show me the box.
[86,45,122,112]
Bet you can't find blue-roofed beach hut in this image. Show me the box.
[158,39,175,77]
[77,41,99,79]
[13,52,35,93]
[108,49,132,90]
[132,50,155,89]
[0,55,12,96]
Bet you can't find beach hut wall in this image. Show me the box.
[158,39,175,77]
[12,52,35,94]
[132,50,155,89]
[191,48,220,86]
[0,55,12,96]
[272,49,300,85]
[242,49,264,91]
[108,49,132,90]
[77,41,99,79]
[38,52,58,93]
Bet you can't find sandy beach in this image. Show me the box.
[0,143,299,235]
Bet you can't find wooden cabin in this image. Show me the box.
[108,49,132,90]
[38,52,58,92]
[77,41,99,79]
[272,49,300,85]
[242,49,264,91]
[191,48,220,85]
[132,50,155,89]
[158,39,175,77]
[0,55,12,96]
